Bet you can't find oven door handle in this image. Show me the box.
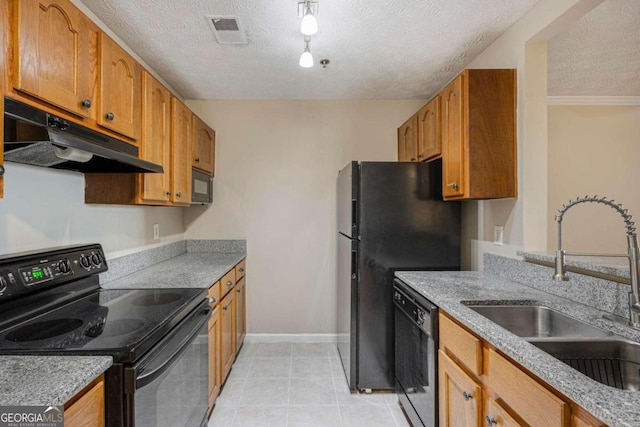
[134,305,211,389]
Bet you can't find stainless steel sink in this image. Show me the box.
[531,339,640,390]
[466,304,613,338]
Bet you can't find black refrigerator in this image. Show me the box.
[337,160,461,391]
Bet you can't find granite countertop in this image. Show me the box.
[101,252,246,289]
[0,356,112,406]
[520,250,630,281]
[395,270,640,427]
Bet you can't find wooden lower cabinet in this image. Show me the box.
[235,276,246,351]
[208,305,221,409]
[64,375,105,427]
[439,312,603,427]
[439,350,482,427]
[220,288,236,382]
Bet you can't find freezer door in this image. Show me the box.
[337,162,359,238]
[337,233,357,388]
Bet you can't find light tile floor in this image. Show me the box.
[208,342,411,427]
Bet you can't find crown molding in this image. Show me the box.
[547,96,640,106]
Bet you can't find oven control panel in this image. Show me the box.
[0,244,107,301]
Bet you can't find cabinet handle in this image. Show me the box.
[227,280,233,287]
[462,391,473,401]
[485,416,497,426]
[410,157,416,161]
[105,112,115,121]
[81,99,92,108]
[223,305,228,311]
[176,192,182,198]
[195,158,200,162]
[447,183,459,191]
[417,154,423,158]
[0,165,4,176]
[208,297,216,304]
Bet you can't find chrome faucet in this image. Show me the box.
[553,195,640,329]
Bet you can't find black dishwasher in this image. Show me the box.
[393,279,438,427]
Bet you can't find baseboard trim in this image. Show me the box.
[244,333,338,343]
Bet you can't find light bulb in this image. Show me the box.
[301,10,318,35]
[299,49,314,68]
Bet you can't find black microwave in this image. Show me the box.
[191,168,213,204]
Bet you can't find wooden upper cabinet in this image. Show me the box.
[397,114,418,162]
[192,115,215,175]
[441,69,517,200]
[170,97,192,204]
[442,75,465,198]
[12,0,98,119]
[98,33,141,140]
[417,95,441,161]
[139,72,170,203]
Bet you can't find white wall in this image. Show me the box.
[547,105,640,253]
[463,0,603,265]
[0,164,184,256]
[184,100,425,334]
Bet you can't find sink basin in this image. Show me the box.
[466,304,613,338]
[532,339,640,390]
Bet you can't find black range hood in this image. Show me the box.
[3,97,163,173]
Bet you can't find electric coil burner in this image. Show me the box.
[0,244,210,427]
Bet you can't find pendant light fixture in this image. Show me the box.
[299,37,313,68]
[300,1,318,36]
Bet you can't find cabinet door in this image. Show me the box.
[170,97,192,204]
[192,115,215,175]
[140,72,170,203]
[485,398,522,427]
[208,305,221,409]
[64,376,105,427]
[220,289,236,383]
[417,96,441,161]
[13,0,98,119]
[98,33,141,140]
[442,75,465,198]
[397,115,418,162]
[439,350,482,427]
[235,277,246,353]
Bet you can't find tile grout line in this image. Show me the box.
[285,343,293,427]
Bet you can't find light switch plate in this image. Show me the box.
[153,224,160,240]
[493,226,503,246]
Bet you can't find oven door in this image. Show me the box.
[191,168,213,204]
[124,302,210,427]
[394,283,438,427]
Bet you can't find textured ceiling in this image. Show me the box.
[547,0,640,96]
[78,0,539,100]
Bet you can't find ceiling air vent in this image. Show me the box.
[206,15,248,45]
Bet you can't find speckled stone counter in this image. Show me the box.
[520,250,630,281]
[0,356,112,406]
[395,270,640,427]
[101,252,245,289]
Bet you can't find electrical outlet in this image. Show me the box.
[153,224,160,240]
[493,226,504,246]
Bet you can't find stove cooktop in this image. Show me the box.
[0,287,207,363]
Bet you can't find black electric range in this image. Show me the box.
[0,244,210,427]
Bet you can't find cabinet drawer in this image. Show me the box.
[440,313,483,377]
[220,269,236,298]
[208,280,221,307]
[485,397,522,427]
[235,259,246,281]
[488,349,569,426]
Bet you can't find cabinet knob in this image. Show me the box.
[176,192,182,198]
[209,297,216,304]
[166,191,172,196]
[462,391,473,401]
[0,165,4,176]
[227,280,233,287]
[485,416,497,426]
[237,289,241,293]
[81,99,92,108]
[195,158,200,163]
[105,112,115,121]
[447,182,459,191]
[410,157,416,161]
[239,268,245,273]
[223,305,228,311]
[417,154,423,158]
